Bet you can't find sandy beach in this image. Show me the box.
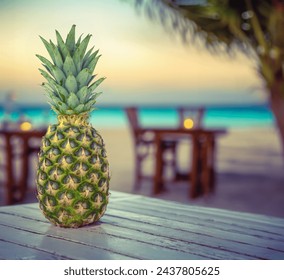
[0,126,284,218]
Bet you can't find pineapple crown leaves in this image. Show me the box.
[36,24,105,115]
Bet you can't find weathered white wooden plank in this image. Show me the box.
[1,203,284,259]
[104,209,284,260]
[0,224,134,260]
[8,201,284,243]
[109,203,284,247]
[0,212,227,259]
[0,240,70,260]
[47,225,205,260]
[111,195,284,226]
[131,196,284,226]
[0,214,204,260]
[1,204,52,222]
[108,191,140,201]
[1,209,281,260]
[16,191,284,229]
[111,199,284,237]
[1,191,283,260]
[86,220,252,260]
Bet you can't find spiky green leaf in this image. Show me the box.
[55,84,69,100]
[56,30,70,60]
[63,55,77,76]
[83,50,99,70]
[76,34,83,48]
[66,109,75,114]
[83,46,94,60]
[74,104,85,113]
[90,92,102,101]
[45,82,58,93]
[67,92,80,109]
[39,36,56,64]
[88,77,105,93]
[77,86,89,103]
[85,91,102,103]
[86,100,98,111]
[76,68,92,87]
[49,41,64,68]
[39,69,57,91]
[36,54,54,74]
[47,93,63,104]
[48,102,61,114]
[82,47,96,68]
[73,34,91,71]
[88,54,101,73]
[45,93,67,114]
[84,99,97,111]
[42,83,54,97]
[65,75,78,93]
[57,101,69,111]
[87,75,96,85]
[51,65,66,84]
[65,25,76,54]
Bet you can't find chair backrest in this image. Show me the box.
[125,107,142,139]
[125,106,139,127]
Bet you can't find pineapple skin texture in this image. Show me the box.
[36,114,110,228]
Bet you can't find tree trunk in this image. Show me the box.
[269,82,284,158]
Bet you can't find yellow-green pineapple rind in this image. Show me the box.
[36,114,110,228]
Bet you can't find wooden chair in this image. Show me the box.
[0,129,45,204]
[125,107,179,190]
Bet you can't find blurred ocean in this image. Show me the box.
[0,104,274,129]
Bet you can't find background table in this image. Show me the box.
[150,128,226,197]
[0,191,283,260]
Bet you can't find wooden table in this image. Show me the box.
[0,129,46,204]
[148,128,226,198]
[0,191,283,260]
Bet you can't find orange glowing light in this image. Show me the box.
[183,118,194,129]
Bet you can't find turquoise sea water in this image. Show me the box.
[0,105,274,129]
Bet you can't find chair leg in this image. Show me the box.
[190,135,203,198]
[201,139,210,194]
[153,135,164,194]
[4,134,15,205]
[133,152,142,190]
[160,142,179,182]
[200,135,216,195]
[207,135,216,192]
[18,137,30,201]
[134,143,152,191]
[168,144,177,180]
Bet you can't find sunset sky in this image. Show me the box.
[0,0,266,106]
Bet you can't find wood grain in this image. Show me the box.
[0,191,283,260]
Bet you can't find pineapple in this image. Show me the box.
[36,25,110,228]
